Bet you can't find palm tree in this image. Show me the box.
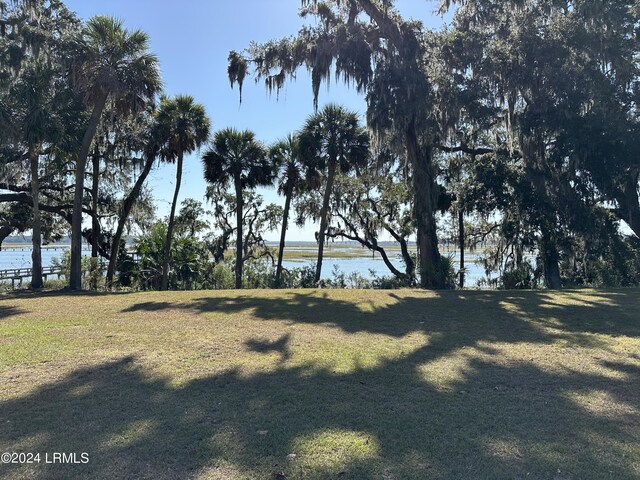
[202,128,273,289]
[69,15,161,290]
[155,95,211,291]
[299,104,369,284]
[15,63,55,289]
[269,134,307,287]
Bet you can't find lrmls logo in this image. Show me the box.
[45,452,89,464]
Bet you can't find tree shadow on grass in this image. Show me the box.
[1,348,638,479]
[1,289,135,299]
[0,305,26,320]
[0,289,135,320]
[121,301,175,312]
[246,333,292,362]
[1,289,639,479]
[123,288,640,346]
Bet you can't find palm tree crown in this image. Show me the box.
[270,133,306,196]
[202,128,272,189]
[155,94,211,161]
[71,15,162,112]
[299,103,369,174]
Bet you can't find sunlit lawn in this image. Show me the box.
[1,288,639,479]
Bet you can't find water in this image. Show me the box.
[0,246,72,270]
[1,245,488,287]
[283,253,487,286]
[0,246,91,285]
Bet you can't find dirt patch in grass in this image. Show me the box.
[1,288,639,479]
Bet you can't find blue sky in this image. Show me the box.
[64,0,448,240]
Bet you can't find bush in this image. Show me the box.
[243,260,276,289]
[419,254,456,290]
[371,274,411,289]
[499,261,537,289]
[211,263,234,289]
[51,249,71,279]
[51,250,104,290]
[561,236,640,288]
[42,278,67,289]
[278,263,317,288]
[132,222,216,290]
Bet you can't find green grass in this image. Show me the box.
[1,288,639,479]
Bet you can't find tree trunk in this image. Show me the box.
[398,237,415,283]
[623,168,640,238]
[275,186,292,287]
[406,123,441,288]
[520,130,562,290]
[161,151,183,291]
[458,207,465,289]
[372,242,405,280]
[70,93,107,290]
[331,220,408,281]
[384,226,416,283]
[29,146,43,289]
[106,154,155,288]
[234,176,244,289]
[314,160,337,284]
[541,235,562,289]
[91,147,100,259]
[90,147,100,289]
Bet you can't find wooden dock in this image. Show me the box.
[0,266,64,289]
[1,245,72,252]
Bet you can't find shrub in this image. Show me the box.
[51,250,104,290]
[211,263,234,289]
[419,254,456,290]
[499,261,537,289]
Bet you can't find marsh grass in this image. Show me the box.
[1,288,639,479]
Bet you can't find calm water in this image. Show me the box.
[1,245,487,287]
[282,253,486,286]
[0,246,77,270]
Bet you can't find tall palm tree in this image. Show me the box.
[155,95,211,291]
[202,128,273,289]
[15,63,55,289]
[299,104,369,284]
[69,15,161,290]
[3,0,73,289]
[269,133,307,287]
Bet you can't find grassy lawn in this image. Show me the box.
[0,288,639,479]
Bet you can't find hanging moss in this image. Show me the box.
[264,69,286,100]
[227,50,247,105]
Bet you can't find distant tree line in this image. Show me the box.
[1,0,639,291]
